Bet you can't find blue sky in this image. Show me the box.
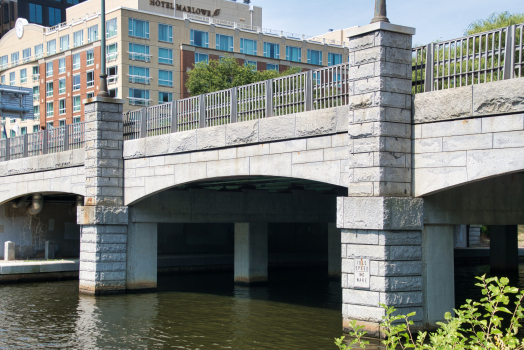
[257,0,523,46]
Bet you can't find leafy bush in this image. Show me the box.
[336,275,524,349]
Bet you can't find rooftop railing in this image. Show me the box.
[123,62,351,140]
[0,123,85,162]
[412,23,523,93]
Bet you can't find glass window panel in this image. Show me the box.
[0,75,4,84]
[107,43,118,61]
[20,69,27,83]
[59,99,66,114]
[128,18,149,38]
[9,72,15,85]
[307,49,322,65]
[0,55,7,69]
[58,58,65,73]
[47,40,56,55]
[72,53,80,70]
[106,18,117,38]
[35,44,43,58]
[73,30,83,47]
[87,71,94,87]
[263,42,280,59]
[73,96,81,112]
[216,34,233,52]
[11,52,19,65]
[159,91,172,104]
[29,3,43,24]
[286,46,301,62]
[128,66,150,84]
[33,125,39,133]
[48,7,61,27]
[158,70,173,86]
[58,78,65,94]
[195,53,208,63]
[88,25,98,42]
[59,35,69,51]
[158,24,173,42]
[128,88,150,106]
[240,38,257,55]
[22,48,31,62]
[46,81,53,96]
[190,30,209,48]
[158,48,173,64]
[46,61,53,76]
[86,49,94,65]
[73,74,80,90]
[128,43,150,62]
[46,102,53,117]
[267,64,279,71]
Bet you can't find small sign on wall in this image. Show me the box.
[354,258,370,289]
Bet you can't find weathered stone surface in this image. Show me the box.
[259,114,295,141]
[473,78,524,116]
[481,114,524,133]
[373,261,423,276]
[420,118,481,138]
[413,86,472,123]
[295,108,337,137]
[226,120,259,146]
[77,206,129,225]
[413,166,468,196]
[343,289,380,306]
[197,125,226,149]
[370,276,423,292]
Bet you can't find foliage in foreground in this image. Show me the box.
[336,275,524,349]
[186,55,302,96]
[465,11,524,35]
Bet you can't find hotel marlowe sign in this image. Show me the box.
[149,0,221,17]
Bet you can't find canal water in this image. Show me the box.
[0,264,522,350]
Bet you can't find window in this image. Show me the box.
[32,65,39,81]
[88,25,98,43]
[0,56,7,69]
[240,38,257,55]
[87,71,94,87]
[267,63,279,71]
[47,122,53,129]
[46,102,53,117]
[73,30,83,47]
[0,75,4,84]
[11,52,19,66]
[28,3,43,24]
[107,66,118,84]
[21,127,27,135]
[46,61,53,77]
[159,91,172,104]
[307,49,322,65]
[59,35,69,51]
[195,53,208,64]
[73,74,80,91]
[3,3,8,24]
[59,119,65,127]
[86,92,94,99]
[73,95,81,112]
[58,58,65,74]
[128,66,150,84]
[20,69,27,83]
[108,88,117,98]
[22,48,31,62]
[48,7,61,27]
[73,116,81,123]
[245,60,257,71]
[72,53,80,70]
[32,86,39,100]
[128,18,149,38]
[107,43,118,61]
[9,72,15,85]
[59,99,66,114]
[264,42,280,59]
[86,49,94,65]
[216,34,233,52]
[158,48,173,64]
[106,18,117,38]
[35,44,43,59]
[66,0,80,4]
[33,125,39,133]
[128,43,150,62]
[190,30,209,48]
[47,40,56,55]
[128,88,150,106]
[158,24,172,42]
[10,130,16,138]
[58,78,65,94]
[158,70,173,86]
[46,81,53,96]
[286,46,302,62]
[328,53,342,66]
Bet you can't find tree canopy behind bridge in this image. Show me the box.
[186,55,302,96]
[465,11,524,35]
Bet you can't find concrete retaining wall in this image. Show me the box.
[0,149,84,177]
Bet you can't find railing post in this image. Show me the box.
[230,87,238,123]
[199,94,206,128]
[265,79,273,118]
[170,101,177,133]
[503,25,516,80]
[5,138,10,161]
[63,125,69,151]
[139,107,147,138]
[424,43,434,92]
[23,134,28,158]
[305,70,313,111]
[42,129,48,154]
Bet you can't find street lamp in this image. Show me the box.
[371,0,389,24]
[97,0,110,97]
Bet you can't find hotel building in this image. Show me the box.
[0,0,349,135]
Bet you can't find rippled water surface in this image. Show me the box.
[0,264,523,349]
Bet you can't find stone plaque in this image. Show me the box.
[354,259,370,289]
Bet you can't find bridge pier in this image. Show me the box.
[234,222,268,285]
[126,223,158,292]
[328,223,342,278]
[489,225,519,274]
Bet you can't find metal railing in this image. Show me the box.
[124,62,353,140]
[0,123,85,162]
[412,23,523,93]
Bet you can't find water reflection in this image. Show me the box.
[0,265,522,349]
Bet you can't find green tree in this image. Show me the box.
[465,11,524,35]
[186,55,301,96]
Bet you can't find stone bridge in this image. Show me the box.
[1,21,523,336]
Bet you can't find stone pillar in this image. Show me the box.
[338,197,424,337]
[45,240,55,260]
[234,222,268,285]
[78,97,128,296]
[4,241,15,261]
[328,223,341,278]
[126,223,158,292]
[489,225,519,274]
[423,225,455,329]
